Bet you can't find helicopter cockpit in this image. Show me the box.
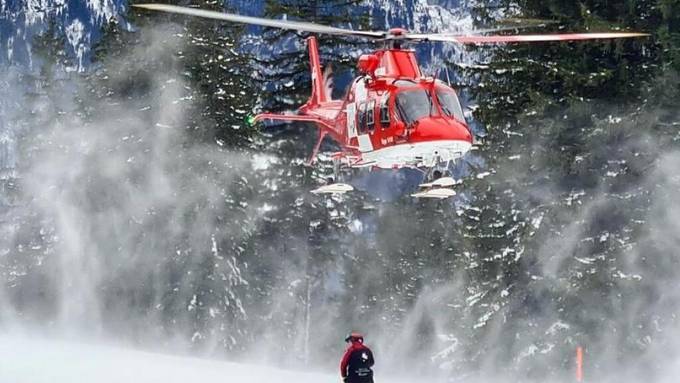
[393,80,465,125]
[395,88,433,124]
[436,86,465,122]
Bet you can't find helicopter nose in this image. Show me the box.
[410,116,472,143]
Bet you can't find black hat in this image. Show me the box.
[345,332,364,343]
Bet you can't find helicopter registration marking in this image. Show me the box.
[380,136,394,145]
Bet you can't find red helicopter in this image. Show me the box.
[134,4,648,198]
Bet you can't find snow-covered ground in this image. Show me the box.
[0,335,336,383]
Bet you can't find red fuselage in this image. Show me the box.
[256,36,473,168]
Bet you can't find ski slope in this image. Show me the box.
[0,335,336,383]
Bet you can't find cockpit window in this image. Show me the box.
[436,88,465,122]
[357,102,366,133]
[396,89,435,124]
[366,100,375,130]
[380,95,390,127]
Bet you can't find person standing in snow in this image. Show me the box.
[340,332,375,383]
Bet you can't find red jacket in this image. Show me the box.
[340,342,374,379]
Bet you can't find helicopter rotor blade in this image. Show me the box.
[494,17,558,27]
[407,26,542,40]
[421,19,558,37]
[133,5,649,46]
[132,4,385,39]
[464,25,546,35]
[405,32,650,44]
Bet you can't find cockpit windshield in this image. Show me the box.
[436,88,465,122]
[396,89,435,124]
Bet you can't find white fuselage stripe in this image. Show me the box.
[359,140,472,168]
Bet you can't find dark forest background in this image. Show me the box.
[1,0,679,381]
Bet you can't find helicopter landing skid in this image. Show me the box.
[411,187,456,199]
[311,183,354,195]
[310,155,355,195]
[411,156,459,199]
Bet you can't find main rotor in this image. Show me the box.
[132,4,649,46]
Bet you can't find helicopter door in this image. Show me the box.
[347,103,357,138]
[358,134,373,152]
[356,102,373,152]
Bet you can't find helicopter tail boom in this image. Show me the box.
[253,113,339,164]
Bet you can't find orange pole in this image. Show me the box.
[576,346,583,382]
